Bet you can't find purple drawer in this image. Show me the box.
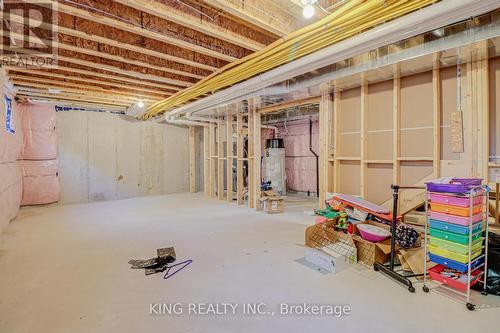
[426,178,482,194]
[429,193,483,208]
[429,211,483,226]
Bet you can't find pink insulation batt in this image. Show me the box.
[21,103,57,160]
[0,96,23,233]
[275,118,319,193]
[21,159,59,205]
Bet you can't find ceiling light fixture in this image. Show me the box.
[137,100,144,108]
[302,0,317,19]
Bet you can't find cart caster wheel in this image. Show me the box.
[408,286,415,293]
[373,265,379,271]
[481,290,488,296]
[466,303,475,311]
[423,285,430,293]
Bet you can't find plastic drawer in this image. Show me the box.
[428,253,484,273]
[429,193,483,208]
[429,236,483,255]
[428,244,482,263]
[430,202,483,217]
[428,265,482,292]
[425,178,482,193]
[429,211,483,226]
[429,228,482,245]
[429,219,482,235]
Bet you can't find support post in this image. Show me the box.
[248,100,255,208]
[217,114,225,200]
[188,126,196,193]
[432,54,442,178]
[319,83,333,208]
[360,78,368,198]
[203,126,209,196]
[253,97,262,211]
[226,108,234,202]
[236,104,244,205]
[333,89,341,193]
[209,123,216,197]
[393,64,401,186]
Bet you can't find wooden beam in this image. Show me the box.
[253,97,262,210]
[12,79,159,102]
[114,0,265,51]
[209,123,216,197]
[333,89,341,193]
[6,12,217,73]
[432,55,441,178]
[248,99,255,208]
[189,126,196,193]
[319,82,332,209]
[203,126,210,196]
[7,69,171,96]
[360,78,368,198]
[393,65,401,186]
[57,3,238,62]
[4,30,201,82]
[226,108,234,202]
[22,97,127,111]
[257,96,320,114]
[15,87,136,106]
[16,92,130,107]
[217,114,225,200]
[5,65,177,92]
[203,0,298,36]
[236,104,244,205]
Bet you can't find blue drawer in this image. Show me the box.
[429,219,482,236]
[429,253,484,273]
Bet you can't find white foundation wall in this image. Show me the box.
[57,111,189,204]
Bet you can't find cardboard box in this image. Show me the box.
[260,190,284,214]
[305,219,391,267]
[305,247,348,274]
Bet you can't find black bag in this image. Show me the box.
[473,233,500,295]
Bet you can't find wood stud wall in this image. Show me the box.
[195,52,495,215]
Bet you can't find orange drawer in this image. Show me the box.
[430,202,483,217]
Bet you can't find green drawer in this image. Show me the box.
[429,236,483,255]
[429,228,482,245]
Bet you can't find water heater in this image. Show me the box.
[264,138,286,195]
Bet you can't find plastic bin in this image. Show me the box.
[428,265,483,292]
[429,244,482,263]
[429,219,482,235]
[430,202,483,217]
[429,192,483,208]
[425,178,482,193]
[429,228,482,245]
[429,236,483,255]
[429,211,483,226]
[428,253,484,273]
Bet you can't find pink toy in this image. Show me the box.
[356,224,391,242]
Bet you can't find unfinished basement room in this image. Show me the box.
[2,0,500,332]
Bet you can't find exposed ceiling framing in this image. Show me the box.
[3,0,307,109]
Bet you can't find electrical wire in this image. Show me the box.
[144,0,437,120]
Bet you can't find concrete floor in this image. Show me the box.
[0,192,499,333]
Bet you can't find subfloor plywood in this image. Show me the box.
[0,194,498,333]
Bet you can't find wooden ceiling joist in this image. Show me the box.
[56,2,238,62]
[114,0,266,51]
[4,30,204,81]
[16,90,134,107]
[24,98,128,111]
[202,0,301,36]
[12,79,160,102]
[15,86,151,103]
[7,69,172,96]
[7,13,217,72]
[257,96,320,114]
